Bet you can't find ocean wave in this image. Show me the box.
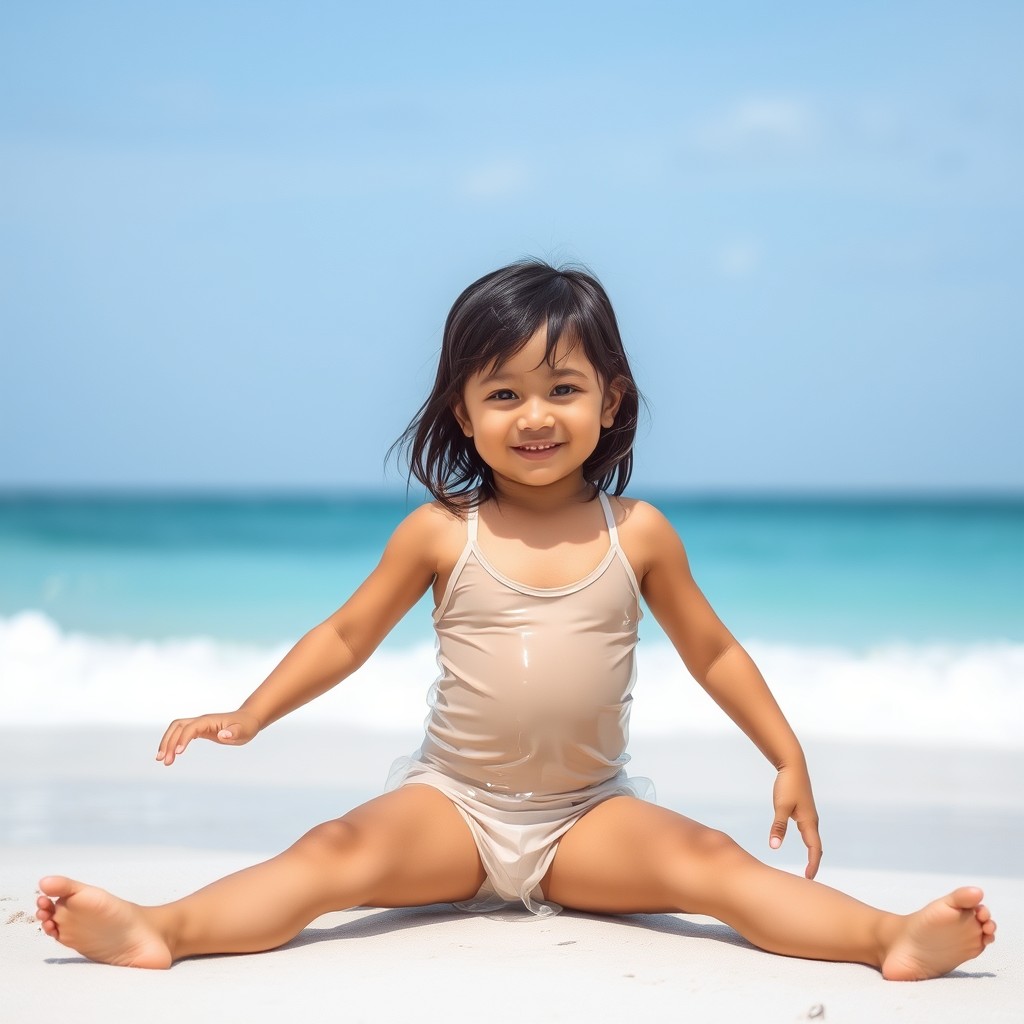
[2,611,1021,747]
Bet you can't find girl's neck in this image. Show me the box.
[487,473,596,514]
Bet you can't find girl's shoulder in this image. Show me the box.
[387,500,470,571]
[605,495,687,577]
[605,495,678,536]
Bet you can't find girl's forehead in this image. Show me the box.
[476,333,594,380]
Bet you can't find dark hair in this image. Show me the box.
[391,258,642,513]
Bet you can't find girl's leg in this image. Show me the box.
[542,797,996,981]
[36,785,485,969]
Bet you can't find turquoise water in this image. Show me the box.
[2,492,1021,743]
[662,496,1024,646]
[1,492,1020,647]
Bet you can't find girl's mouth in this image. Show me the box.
[512,442,563,460]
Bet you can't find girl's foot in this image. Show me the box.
[881,887,996,981]
[36,876,173,969]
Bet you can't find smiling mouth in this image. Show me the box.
[513,442,562,452]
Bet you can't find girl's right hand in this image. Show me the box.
[156,710,261,766]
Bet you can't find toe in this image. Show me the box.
[38,875,80,900]
[975,903,991,923]
[948,886,983,910]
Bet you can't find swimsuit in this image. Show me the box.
[387,492,654,916]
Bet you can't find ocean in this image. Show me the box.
[2,492,1022,747]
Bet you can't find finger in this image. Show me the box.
[163,719,209,765]
[156,721,184,762]
[805,846,823,879]
[159,723,187,766]
[797,817,824,879]
[172,720,212,758]
[769,812,789,851]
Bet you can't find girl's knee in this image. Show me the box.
[299,815,405,897]
[292,819,389,893]
[659,825,748,894]
[297,818,361,855]
[692,825,744,861]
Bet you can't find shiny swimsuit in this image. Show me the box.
[388,492,653,916]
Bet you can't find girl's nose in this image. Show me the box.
[517,400,555,430]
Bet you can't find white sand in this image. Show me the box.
[4,726,1021,1021]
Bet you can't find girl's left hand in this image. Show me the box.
[769,765,823,879]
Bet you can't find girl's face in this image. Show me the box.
[454,325,622,496]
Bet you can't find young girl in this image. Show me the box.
[36,260,995,979]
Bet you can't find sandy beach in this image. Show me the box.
[3,725,1021,1021]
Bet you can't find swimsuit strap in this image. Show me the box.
[597,491,619,546]
[466,502,479,543]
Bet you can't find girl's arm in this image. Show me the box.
[156,504,444,766]
[629,501,823,879]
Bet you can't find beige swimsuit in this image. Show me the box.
[387,492,654,916]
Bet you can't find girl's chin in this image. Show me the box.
[491,469,590,494]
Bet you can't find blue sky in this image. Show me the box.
[2,1,1021,492]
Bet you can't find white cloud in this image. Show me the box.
[459,159,531,200]
[715,239,761,278]
[692,96,816,154]
[147,78,221,122]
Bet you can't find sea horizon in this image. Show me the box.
[3,484,1023,501]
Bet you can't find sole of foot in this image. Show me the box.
[881,887,996,981]
[36,875,173,970]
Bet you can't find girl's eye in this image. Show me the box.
[552,384,578,397]
[488,389,517,401]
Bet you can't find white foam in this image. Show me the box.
[630,640,1024,747]
[1,611,1021,747]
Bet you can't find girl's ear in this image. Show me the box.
[452,400,474,437]
[601,377,625,429]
